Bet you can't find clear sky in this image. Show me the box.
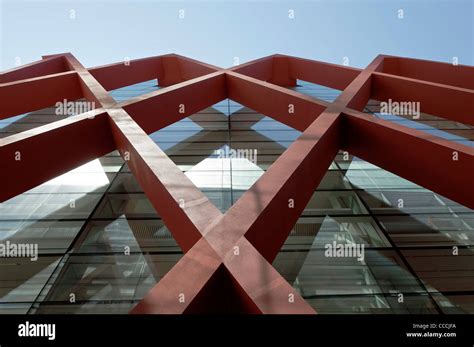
[0,0,473,70]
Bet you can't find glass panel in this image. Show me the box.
[378,213,474,247]
[0,256,60,303]
[281,216,391,250]
[92,193,160,219]
[301,191,368,216]
[74,219,180,254]
[305,294,438,314]
[0,145,183,313]
[110,80,159,102]
[358,190,454,214]
[401,248,474,293]
[289,80,341,102]
[0,220,84,254]
[364,100,474,147]
[432,294,474,314]
[31,253,182,313]
[0,193,103,220]
[274,250,425,297]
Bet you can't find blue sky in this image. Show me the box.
[0,0,473,70]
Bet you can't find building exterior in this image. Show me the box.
[0,53,472,314]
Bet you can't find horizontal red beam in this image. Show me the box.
[88,54,220,91]
[0,56,67,84]
[371,73,474,126]
[175,54,221,79]
[89,56,163,91]
[286,55,361,91]
[226,71,328,131]
[0,72,82,120]
[0,112,114,202]
[122,72,227,133]
[230,55,274,81]
[381,56,474,89]
[342,111,474,209]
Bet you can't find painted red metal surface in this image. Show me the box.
[0,53,472,314]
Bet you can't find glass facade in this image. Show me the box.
[0,79,472,314]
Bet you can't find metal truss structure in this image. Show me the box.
[0,53,472,313]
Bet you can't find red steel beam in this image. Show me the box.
[342,110,474,209]
[371,72,474,126]
[0,71,82,120]
[380,56,474,89]
[0,56,68,84]
[173,54,221,79]
[239,112,341,261]
[121,71,226,134]
[226,71,328,131]
[88,56,163,91]
[267,56,296,86]
[0,111,113,202]
[229,55,274,81]
[284,54,361,91]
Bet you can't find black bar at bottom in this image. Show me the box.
[0,314,472,346]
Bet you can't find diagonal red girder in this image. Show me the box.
[0,52,472,314]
